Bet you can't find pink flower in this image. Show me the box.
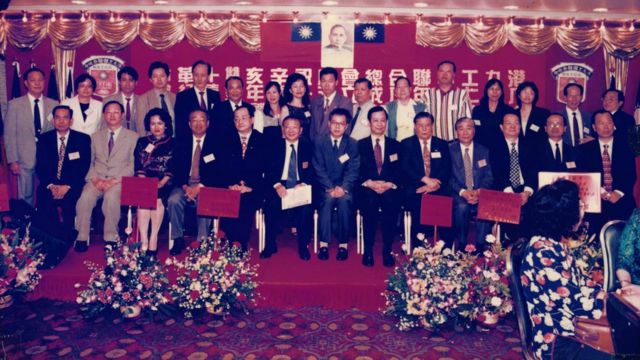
[189,290,200,300]
[237,293,247,301]
[464,244,476,253]
[224,263,235,272]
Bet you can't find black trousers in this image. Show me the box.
[264,190,312,251]
[359,188,399,255]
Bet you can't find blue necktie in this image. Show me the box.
[286,144,297,189]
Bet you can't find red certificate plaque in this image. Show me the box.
[0,183,9,212]
[120,176,159,209]
[477,189,522,224]
[197,187,241,218]
[420,194,453,227]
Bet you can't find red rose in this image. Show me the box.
[217,230,226,239]
[6,268,17,280]
[189,270,198,279]
[4,257,12,265]
[210,251,220,259]
[210,283,219,292]
[237,293,247,301]
[225,263,235,272]
[189,290,200,300]
[232,241,242,249]
[190,241,200,249]
[238,274,247,283]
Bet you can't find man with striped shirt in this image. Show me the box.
[423,60,472,141]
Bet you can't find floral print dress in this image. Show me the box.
[618,208,640,285]
[521,236,606,360]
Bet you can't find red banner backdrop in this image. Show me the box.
[5,23,640,115]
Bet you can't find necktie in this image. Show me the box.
[353,106,362,128]
[108,131,115,156]
[241,136,248,159]
[160,94,169,114]
[602,144,613,192]
[572,112,580,147]
[199,91,207,111]
[33,99,41,136]
[555,143,562,165]
[422,141,431,177]
[125,97,132,129]
[463,147,473,189]
[324,98,330,113]
[286,144,298,189]
[509,142,522,189]
[190,139,202,183]
[57,136,66,180]
[333,139,339,154]
[374,138,383,175]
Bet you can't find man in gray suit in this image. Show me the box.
[100,66,139,133]
[74,101,138,252]
[560,83,593,147]
[4,68,58,206]
[310,67,353,143]
[136,61,176,137]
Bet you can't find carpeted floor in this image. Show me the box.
[1,299,524,359]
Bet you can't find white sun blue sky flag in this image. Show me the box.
[291,23,322,42]
[355,23,385,43]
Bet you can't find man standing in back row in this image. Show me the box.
[310,67,353,143]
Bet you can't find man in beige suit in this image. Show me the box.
[74,100,138,252]
[136,61,176,137]
[100,66,139,133]
[4,68,58,206]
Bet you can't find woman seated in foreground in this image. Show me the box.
[520,180,610,360]
[617,208,640,296]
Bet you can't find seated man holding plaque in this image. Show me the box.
[531,113,578,189]
[312,108,360,261]
[168,109,224,256]
[74,101,138,252]
[263,115,313,260]
[357,106,401,267]
[449,117,493,251]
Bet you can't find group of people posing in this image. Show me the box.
[3,58,637,268]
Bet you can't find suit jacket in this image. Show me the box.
[312,134,360,193]
[449,141,493,200]
[532,139,577,189]
[4,94,58,169]
[576,138,636,197]
[136,89,177,136]
[489,137,535,192]
[219,131,265,194]
[172,134,224,188]
[358,136,401,185]
[560,108,592,147]
[36,129,91,190]
[174,87,221,140]
[400,135,451,196]
[209,100,256,140]
[100,92,139,133]
[310,93,353,143]
[86,127,138,181]
[519,106,550,145]
[265,139,314,189]
[612,109,636,138]
[62,96,103,136]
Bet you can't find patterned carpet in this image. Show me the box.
[1,299,524,359]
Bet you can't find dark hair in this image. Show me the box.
[22,67,45,81]
[500,109,520,125]
[592,109,613,125]
[545,112,568,127]
[480,78,505,107]
[394,76,411,88]
[602,89,624,103]
[329,107,351,124]
[563,83,583,97]
[74,73,97,91]
[283,73,310,106]
[413,111,434,125]
[189,109,209,122]
[282,115,302,126]
[437,60,457,73]
[144,108,173,137]
[225,76,244,89]
[355,77,372,89]
[263,81,285,117]
[118,66,139,82]
[51,105,73,119]
[522,179,580,240]
[515,81,539,108]
[191,60,212,75]
[102,100,124,113]
[148,61,170,78]
[367,106,388,121]
[454,116,474,130]
[319,67,338,81]
[234,104,255,118]
[329,24,348,39]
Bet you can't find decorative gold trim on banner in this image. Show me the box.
[93,19,139,52]
[49,18,93,50]
[139,18,185,50]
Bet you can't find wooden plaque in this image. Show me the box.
[197,187,241,218]
[477,189,522,224]
[120,176,159,209]
[420,194,453,227]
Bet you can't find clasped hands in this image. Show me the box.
[229,181,252,194]
[91,177,118,192]
[461,189,480,204]
[366,180,394,194]
[48,184,71,199]
[416,176,441,194]
[275,183,306,198]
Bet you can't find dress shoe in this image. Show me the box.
[74,241,88,253]
[383,253,395,267]
[170,237,185,256]
[298,246,311,261]
[336,248,348,261]
[260,248,273,259]
[362,252,374,267]
[318,247,329,260]
[146,250,158,258]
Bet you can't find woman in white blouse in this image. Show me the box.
[61,73,103,135]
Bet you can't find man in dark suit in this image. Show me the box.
[560,83,593,148]
[209,76,256,140]
[357,106,401,267]
[400,111,451,245]
[313,108,360,261]
[36,105,91,234]
[602,89,636,139]
[263,115,313,260]
[449,117,493,251]
[174,60,221,140]
[310,67,353,143]
[577,110,637,233]
[220,105,265,252]
[532,113,578,189]
[167,109,225,255]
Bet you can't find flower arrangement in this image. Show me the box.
[76,243,172,317]
[166,236,259,319]
[0,227,45,301]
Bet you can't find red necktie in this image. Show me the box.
[602,144,613,192]
[374,138,383,175]
[199,91,206,110]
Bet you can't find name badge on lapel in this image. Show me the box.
[529,124,540,132]
[583,127,590,134]
[68,152,80,160]
[474,119,481,126]
[339,154,350,164]
[144,144,155,153]
[431,151,441,159]
[478,159,487,168]
[389,154,398,162]
[304,111,311,118]
[566,161,576,169]
[203,153,215,163]
[302,161,309,169]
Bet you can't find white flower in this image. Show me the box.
[136,284,143,290]
[74,283,82,288]
[114,283,122,293]
[107,257,114,265]
[485,234,497,244]
[164,258,173,265]
[120,270,128,276]
[433,241,445,253]
[76,297,83,304]
[416,233,426,241]
[490,296,502,307]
